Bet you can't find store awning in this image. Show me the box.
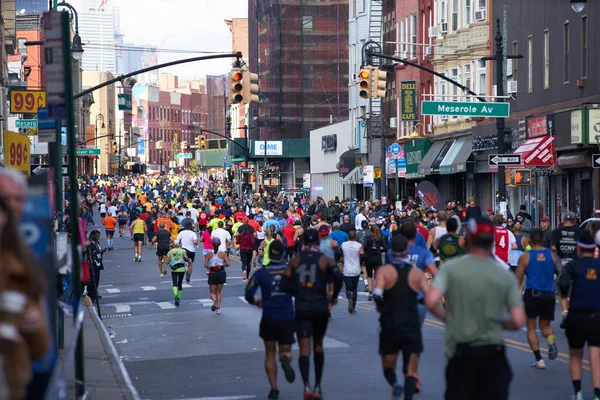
[440,138,472,174]
[509,135,555,167]
[557,153,590,169]
[341,166,363,185]
[405,138,432,179]
[337,149,357,178]
[418,141,449,176]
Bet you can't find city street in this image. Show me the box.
[92,223,589,399]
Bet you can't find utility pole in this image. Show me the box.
[482,18,522,213]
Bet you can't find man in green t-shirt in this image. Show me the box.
[167,242,190,306]
[426,218,525,400]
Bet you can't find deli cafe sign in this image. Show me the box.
[527,115,554,138]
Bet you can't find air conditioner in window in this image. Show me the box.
[440,22,448,34]
[475,9,486,21]
[428,26,437,38]
[507,80,518,94]
[425,46,432,57]
[441,116,449,122]
[427,123,433,133]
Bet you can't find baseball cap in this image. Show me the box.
[332,221,340,228]
[211,237,221,246]
[242,216,249,222]
[486,206,493,212]
[361,220,369,229]
[303,229,320,244]
[369,217,377,225]
[319,225,330,235]
[541,216,549,222]
[563,211,577,221]
[268,240,286,264]
[466,217,495,238]
[236,215,244,221]
[390,235,409,256]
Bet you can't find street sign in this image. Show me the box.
[3,130,30,176]
[593,154,600,169]
[117,93,132,111]
[38,129,56,143]
[488,154,522,166]
[374,168,382,179]
[43,11,66,118]
[222,155,228,161]
[10,90,46,114]
[30,164,68,176]
[221,162,231,168]
[421,101,510,118]
[174,153,193,159]
[241,168,254,173]
[390,143,401,156]
[16,119,38,129]
[231,157,245,162]
[76,147,100,156]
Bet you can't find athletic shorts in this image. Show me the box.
[133,233,145,243]
[295,313,329,340]
[260,318,295,344]
[100,213,106,219]
[208,273,226,285]
[523,290,555,321]
[185,249,196,262]
[566,311,600,349]
[364,260,381,278]
[105,230,114,237]
[379,329,423,356]
[118,220,127,226]
[156,246,170,257]
[254,239,264,252]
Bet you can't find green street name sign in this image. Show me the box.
[76,148,101,156]
[16,119,38,129]
[174,153,193,159]
[231,157,245,162]
[421,101,510,118]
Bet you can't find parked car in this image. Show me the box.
[580,218,600,232]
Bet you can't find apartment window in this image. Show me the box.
[563,22,570,83]
[358,0,365,14]
[544,30,550,89]
[581,15,588,78]
[410,14,417,59]
[450,68,459,99]
[464,0,472,26]
[512,41,518,80]
[477,60,486,96]
[451,0,459,31]
[478,0,486,10]
[527,35,533,92]
[17,38,27,55]
[351,0,356,18]
[440,0,447,24]
[302,16,313,31]
[400,18,407,57]
[464,64,472,93]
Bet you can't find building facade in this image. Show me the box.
[16,0,46,14]
[71,0,115,72]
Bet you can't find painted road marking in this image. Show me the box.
[140,286,156,291]
[114,305,131,313]
[156,302,176,310]
[169,396,257,400]
[182,283,192,288]
[198,299,214,307]
[238,296,248,304]
[105,288,121,293]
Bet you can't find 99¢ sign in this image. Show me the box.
[10,89,46,114]
[3,130,31,177]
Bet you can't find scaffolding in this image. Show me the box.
[255,0,349,139]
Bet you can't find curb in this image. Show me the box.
[87,306,142,400]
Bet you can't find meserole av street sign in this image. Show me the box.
[421,101,510,118]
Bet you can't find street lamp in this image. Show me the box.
[95,114,105,174]
[570,0,586,12]
[57,2,84,60]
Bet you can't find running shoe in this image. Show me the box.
[211,300,217,312]
[280,355,295,383]
[174,296,180,306]
[570,392,584,400]
[186,280,191,285]
[531,359,546,369]
[347,301,353,314]
[303,387,313,400]
[216,308,221,315]
[312,386,323,400]
[414,372,421,393]
[267,389,280,399]
[160,273,164,278]
[548,337,559,360]
[363,285,369,293]
[368,292,373,301]
[392,383,403,399]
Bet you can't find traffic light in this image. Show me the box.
[228,68,244,104]
[200,135,206,149]
[194,136,201,148]
[514,169,532,186]
[373,67,387,99]
[180,141,187,151]
[156,140,163,149]
[359,66,373,99]
[112,141,118,154]
[242,70,259,104]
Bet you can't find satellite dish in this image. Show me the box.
[18,9,26,15]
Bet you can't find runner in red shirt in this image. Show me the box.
[198,210,209,231]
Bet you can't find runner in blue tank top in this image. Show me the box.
[516,229,562,369]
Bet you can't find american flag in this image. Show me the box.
[98,0,109,10]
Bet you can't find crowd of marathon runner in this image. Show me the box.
[62,172,600,400]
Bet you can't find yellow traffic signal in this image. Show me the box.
[373,67,387,99]
[242,70,259,104]
[112,141,118,154]
[180,141,187,151]
[229,68,244,104]
[200,135,206,149]
[359,67,373,99]
[156,140,163,149]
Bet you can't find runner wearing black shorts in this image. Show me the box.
[152,223,172,277]
[246,241,296,400]
[282,229,343,400]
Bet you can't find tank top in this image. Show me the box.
[438,233,463,263]
[294,251,329,315]
[494,227,510,263]
[570,257,600,310]
[525,249,556,292]
[319,239,335,259]
[380,262,420,332]
[257,227,266,240]
[262,238,274,265]
[514,234,525,251]
[208,252,226,274]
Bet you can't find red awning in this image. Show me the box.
[510,135,555,167]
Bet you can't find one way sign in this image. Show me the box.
[488,154,522,166]
[30,164,68,176]
[593,154,600,169]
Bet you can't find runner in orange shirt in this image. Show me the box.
[102,214,117,250]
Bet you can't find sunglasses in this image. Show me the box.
[508,220,514,223]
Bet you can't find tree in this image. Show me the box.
[187,160,200,176]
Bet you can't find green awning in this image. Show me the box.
[440,138,472,174]
[404,138,431,180]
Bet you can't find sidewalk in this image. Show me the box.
[60,305,141,400]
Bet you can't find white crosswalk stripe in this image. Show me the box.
[198,299,214,307]
[140,286,157,291]
[105,288,121,293]
[157,302,176,309]
[114,305,131,313]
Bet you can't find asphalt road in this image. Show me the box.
[89,218,592,400]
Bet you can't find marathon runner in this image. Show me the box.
[492,214,517,265]
[204,237,230,315]
[176,221,198,285]
[102,212,116,251]
[130,214,147,262]
[152,222,172,277]
[340,231,364,314]
[165,241,190,306]
[433,217,465,265]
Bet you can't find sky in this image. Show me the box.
[113,0,248,80]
